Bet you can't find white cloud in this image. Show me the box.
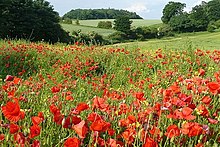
[185,0,210,12]
[125,3,150,13]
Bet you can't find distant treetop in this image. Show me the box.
[63,8,143,20]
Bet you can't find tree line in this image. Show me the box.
[161,0,220,33]
[62,8,143,20]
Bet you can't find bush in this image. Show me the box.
[71,30,106,45]
[62,18,72,24]
[158,24,174,37]
[75,19,80,25]
[97,21,112,29]
[108,31,127,43]
[207,21,217,32]
[214,19,220,28]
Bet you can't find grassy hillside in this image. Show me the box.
[112,30,220,50]
[61,23,116,37]
[77,19,162,27]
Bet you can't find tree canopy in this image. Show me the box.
[161,1,186,24]
[162,0,220,33]
[63,8,143,20]
[0,0,70,43]
[113,16,132,34]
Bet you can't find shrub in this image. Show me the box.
[62,18,72,24]
[71,30,106,45]
[97,21,112,29]
[108,31,127,43]
[207,21,217,32]
[75,19,80,25]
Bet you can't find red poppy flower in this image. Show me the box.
[135,92,146,101]
[92,97,109,110]
[195,143,204,147]
[207,82,220,94]
[32,116,42,125]
[197,105,209,117]
[143,137,158,147]
[0,134,5,141]
[66,95,74,101]
[5,75,14,81]
[53,112,64,125]
[14,132,25,145]
[31,140,40,147]
[10,123,20,134]
[71,116,81,125]
[207,118,218,124]
[87,112,102,122]
[1,100,22,122]
[198,68,205,76]
[73,120,88,138]
[108,128,115,136]
[202,96,212,105]
[182,107,196,120]
[188,124,203,137]
[122,128,136,145]
[64,137,80,147]
[29,125,41,139]
[50,104,60,115]
[76,102,89,112]
[128,115,136,124]
[63,117,71,129]
[51,86,60,93]
[90,119,111,132]
[107,138,117,147]
[13,77,21,85]
[181,122,203,137]
[38,112,44,121]
[149,127,160,137]
[165,124,180,138]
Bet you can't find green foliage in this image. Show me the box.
[157,24,174,37]
[169,13,194,33]
[108,31,127,43]
[161,0,220,33]
[161,1,186,24]
[97,21,112,29]
[132,26,159,40]
[0,0,70,43]
[71,30,107,45]
[207,21,216,32]
[63,8,143,20]
[61,18,72,24]
[206,0,220,22]
[114,16,132,34]
[75,19,80,25]
[214,19,220,28]
[189,3,209,31]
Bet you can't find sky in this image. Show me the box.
[47,0,210,19]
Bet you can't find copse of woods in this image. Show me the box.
[0,0,71,43]
[161,0,220,32]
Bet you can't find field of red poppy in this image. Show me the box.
[0,40,220,147]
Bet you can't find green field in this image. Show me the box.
[76,19,162,27]
[61,23,116,37]
[112,30,220,50]
[61,19,162,37]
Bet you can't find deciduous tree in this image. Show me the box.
[161,1,186,24]
[113,16,132,34]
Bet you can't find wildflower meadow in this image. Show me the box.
[0,40,219,147]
